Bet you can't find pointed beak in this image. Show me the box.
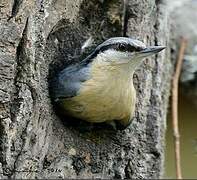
[140,46,166,56]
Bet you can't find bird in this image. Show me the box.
[50,37,165,130]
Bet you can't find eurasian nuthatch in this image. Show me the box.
[51,37,165,129]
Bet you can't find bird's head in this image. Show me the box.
[91,37,165,70]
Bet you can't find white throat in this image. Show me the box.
[95,49,144,73]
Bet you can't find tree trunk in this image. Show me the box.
[0,0,173,178]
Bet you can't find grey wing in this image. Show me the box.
[51,64,90,101]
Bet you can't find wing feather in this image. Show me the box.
[50,63,90,100]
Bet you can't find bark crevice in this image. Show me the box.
[10,17,29,123]
[10,0,23,19]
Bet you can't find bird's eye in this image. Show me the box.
[118,44,127,51]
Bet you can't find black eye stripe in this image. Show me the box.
[98,43,142,53]
[115,43,143,52]
[83,42,144,65]
[116,44,137,52]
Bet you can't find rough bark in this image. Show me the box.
[0,0,172,179]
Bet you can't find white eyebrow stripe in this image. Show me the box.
[131,40,146,49]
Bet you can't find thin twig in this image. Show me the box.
[172,37,187,179]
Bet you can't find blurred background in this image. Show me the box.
[165,0,197,178]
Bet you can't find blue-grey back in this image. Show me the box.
[51,63,91,100]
